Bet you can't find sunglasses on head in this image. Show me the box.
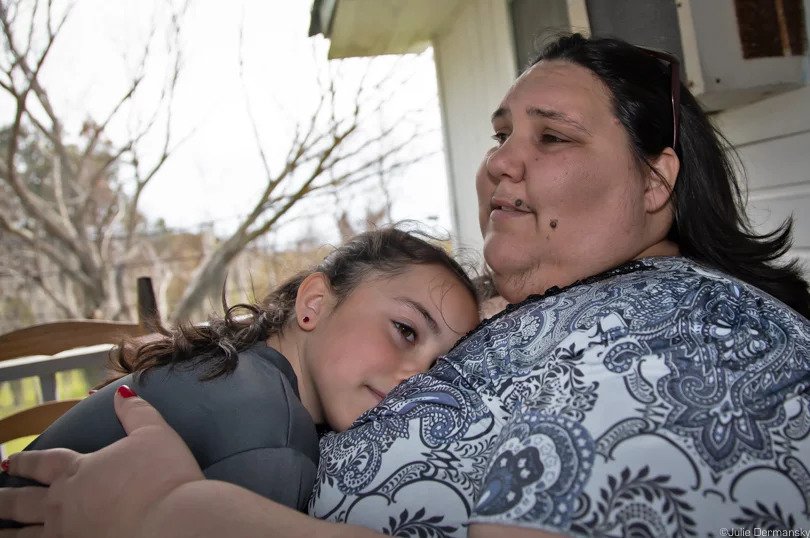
[635,46,681,150]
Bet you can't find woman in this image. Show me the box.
[3,33,810,538]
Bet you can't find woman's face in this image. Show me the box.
[477,60,664,302]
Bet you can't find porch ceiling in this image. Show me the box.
[315,0,466,59]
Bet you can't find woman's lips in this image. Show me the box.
[490,207,532,221]
[489,197,533,221]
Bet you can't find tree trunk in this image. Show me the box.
[170,235,245,322]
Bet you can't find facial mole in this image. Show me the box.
[550,219,558,229]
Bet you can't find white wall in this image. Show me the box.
[715,86,810,275]
[432,0,516,255]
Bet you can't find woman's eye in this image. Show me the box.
[491,132,508,145]
[393,321,416,344]
[541,133,568,144]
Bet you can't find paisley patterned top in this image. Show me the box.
[309,257,810,537]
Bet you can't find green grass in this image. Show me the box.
[1,369,96,455]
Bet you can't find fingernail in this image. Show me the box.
[117,385,137,398]
[1,459,9,472]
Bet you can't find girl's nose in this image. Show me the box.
[397,354,436,384]
[485,138,525,184]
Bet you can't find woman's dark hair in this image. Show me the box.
[109,227,478,382]
[531,33,810,318]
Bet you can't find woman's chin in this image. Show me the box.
[484,237,534,272]
[485,261,538,303]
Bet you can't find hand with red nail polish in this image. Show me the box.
[0,393,379,538]
[117,384,137,398]
[0,390,205,537]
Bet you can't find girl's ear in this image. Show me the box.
[294,272,332,331]
[644,147,679,213]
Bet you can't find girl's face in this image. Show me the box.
[302,264,479,432]
[476,60,669,302]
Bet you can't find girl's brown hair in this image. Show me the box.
[108,227,478,382]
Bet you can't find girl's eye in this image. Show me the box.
[393,321,417,344]
[491,132,508,145]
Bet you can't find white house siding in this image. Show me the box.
[432,0,516,254]
[714,85,810,276]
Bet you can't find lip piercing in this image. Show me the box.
[515,199,523,208]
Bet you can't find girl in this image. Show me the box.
[0,228,480,515]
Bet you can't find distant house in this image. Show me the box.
[309,0,810,272]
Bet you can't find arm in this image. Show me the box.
[0,387,382,538]
[470,524,567,538]
[136,479,379,538]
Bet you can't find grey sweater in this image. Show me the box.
[0,343,319,515]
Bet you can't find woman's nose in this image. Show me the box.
[485,138,525,183]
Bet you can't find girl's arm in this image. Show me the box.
[0,388,381,538]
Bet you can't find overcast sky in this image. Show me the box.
[6,0,453,246]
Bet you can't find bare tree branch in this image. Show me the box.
[0,0,191,325]
[0,0,74,177]
[2,3,435,328]
[0,211,96,290]
[32,273,77,318]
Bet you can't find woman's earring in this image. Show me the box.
[302,316,310,323]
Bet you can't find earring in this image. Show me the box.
[302,316,310,323]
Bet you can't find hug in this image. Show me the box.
[2,33,809,538]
